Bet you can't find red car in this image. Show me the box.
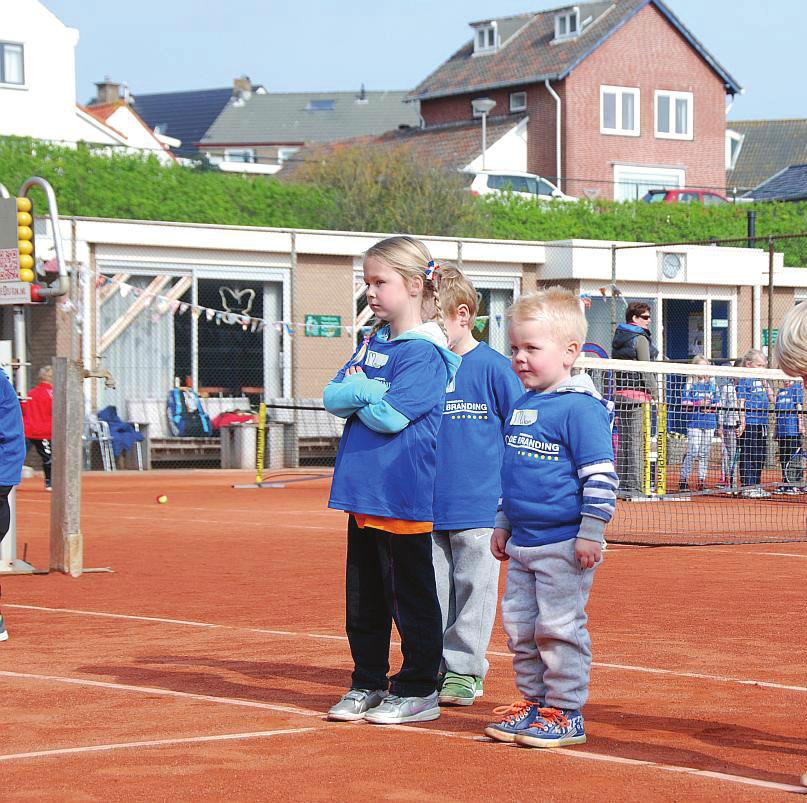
[642,188,729,205]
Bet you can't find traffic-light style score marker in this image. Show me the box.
[16,197,35,282]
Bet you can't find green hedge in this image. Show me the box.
[0,137,332,228]
[2,137,805,264]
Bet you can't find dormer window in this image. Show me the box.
[305,99,335,111]
[555,8,579,41]
[474,23,498,55]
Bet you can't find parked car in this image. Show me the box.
[467,171,577,201]
[642,188,729,205]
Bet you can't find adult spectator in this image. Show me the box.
[611,303,658,495]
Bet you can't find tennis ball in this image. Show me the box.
[156,495,168,504]
[802,771,807,788]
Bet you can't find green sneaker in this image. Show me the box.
[438,672,478,706]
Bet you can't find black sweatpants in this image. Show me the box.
[778,435,802,483]
[27,439,52,486]
[0,485,11,543]
[345,516,443,698]
[739,424,767,487]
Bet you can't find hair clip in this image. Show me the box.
[425,260,441,281]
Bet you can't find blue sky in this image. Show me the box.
[45,0,800,120]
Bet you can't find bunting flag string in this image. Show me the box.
[97,275,496,338]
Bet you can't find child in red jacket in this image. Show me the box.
[22,366,53,491]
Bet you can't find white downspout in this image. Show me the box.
[545,79,562,192]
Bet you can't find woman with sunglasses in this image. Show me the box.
[611,303,658,496]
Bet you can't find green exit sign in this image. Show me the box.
[762,328,778,347]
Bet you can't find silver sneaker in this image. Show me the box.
[327,689,388,721]
[364,692,440,725]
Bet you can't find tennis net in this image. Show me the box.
[575,356,807,546]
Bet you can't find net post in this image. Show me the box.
[49,357,83,577]
[657,402,668,496]
[767,236,775,368]
[256,401,267,485]
[642,401,652,496]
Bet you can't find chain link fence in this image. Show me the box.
[22,220,802,478]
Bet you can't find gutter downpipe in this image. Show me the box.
[545,79,562,192]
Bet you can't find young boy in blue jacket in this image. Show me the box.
[431,268,523,706]
[485,287,618,748]
[0,367,28,641]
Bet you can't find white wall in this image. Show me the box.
[463,117,528,173]
[0,0,131,149]
[103,107,175,164]
[0,0,83,142]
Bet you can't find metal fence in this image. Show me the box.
[13,219,806,477]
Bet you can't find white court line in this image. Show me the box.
[0,670,322,718]
[9,604,807,695]
[2,669,804,796]
[0,728,315,763]
[378,726,807,795]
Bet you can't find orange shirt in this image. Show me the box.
[351,513,433,535]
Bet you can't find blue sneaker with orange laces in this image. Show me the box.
[515,707,586,748]
[484,701,544,742]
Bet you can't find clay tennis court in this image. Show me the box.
[2,470,806,800]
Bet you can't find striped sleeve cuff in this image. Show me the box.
[578,460,618,526]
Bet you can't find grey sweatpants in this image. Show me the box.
[432,528,499,678]
[501,538,598,710]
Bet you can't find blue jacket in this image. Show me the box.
[498,373,618,547]
[324,323,461,522]
[433,342,523,530]
[682,380,719,430]
[0,371,26,486]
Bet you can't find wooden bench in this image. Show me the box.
[127,396,251,467]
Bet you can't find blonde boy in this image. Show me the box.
[485,287,618,748]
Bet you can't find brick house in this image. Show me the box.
[409,0,742,200]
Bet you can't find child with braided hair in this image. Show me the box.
[324,236,461,725]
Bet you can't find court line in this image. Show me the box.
[2,669,803,795]
[0,728,315,763]
[8,604,807,694]
[379,726,807,795]
[0,670,323,718]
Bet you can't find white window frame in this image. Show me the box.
[600,85,640,137]
[224,148,256,164]
[510,91,527,113]
[554,9,579,41]
[613,164,685,202]
[655,90,694,141]
[0,41,25,87]
[474,23,498,55]
[726,129,744,170]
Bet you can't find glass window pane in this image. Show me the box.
[675,97,689,135]
[3,44,23,84]
[657,95,670,133]
[559,16,567,35]
[603,92,616,130]
[569,13,578,33]
[538,180,555,196]
[477,30,485,48]
[622,92,634,132]
[524,177,539,194]
[487,28,495,47]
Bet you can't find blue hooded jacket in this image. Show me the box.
[324,322,461,522]
[0,370,26,487]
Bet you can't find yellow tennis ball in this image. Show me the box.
[156,495,168,504]
[801,772,807,788]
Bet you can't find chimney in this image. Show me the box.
[233,76,252,101]
[94,78,121,105]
